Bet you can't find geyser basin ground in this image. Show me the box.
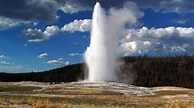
[1,81,194,107]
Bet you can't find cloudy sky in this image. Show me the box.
[0,0,194,72]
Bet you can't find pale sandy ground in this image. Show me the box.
[0,81,191,97]
[153,86,192,91]
[153,86,193,99]
[1,81,154,96]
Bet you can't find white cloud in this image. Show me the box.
[60,3,89,13]
[0,17,36,30]
[23,28,45,42]
[120,27,194,56]
[23,25,59,42]
[58,0,194,15]
[24,44,28,47]
[44,26,59,36]
[0,0,58,22]
[171,17,189,24]
[58,58,64,61]
[0,17,21,30]
[0,55,10,59]
[0,61,14,65]
[69,53,82,56]
[1,0,194,31]
[133,0,194,13]
[61,19,91,32]
[58,0,194,14]
[47,59,69,66]
[33,22,38,26]
[38,53,50,58]
[73,42,81,47]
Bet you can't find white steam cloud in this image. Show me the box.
[84,2,143,82]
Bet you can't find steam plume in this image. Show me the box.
[84,2,143,82]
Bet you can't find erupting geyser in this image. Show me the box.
[84,2,117,81]
[84,3,116,81]
[84,2,142,82]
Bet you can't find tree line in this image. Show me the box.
[0,63,84,83]
[1,54,194,88]
[123,54,194,88]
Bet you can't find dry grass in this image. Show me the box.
[0,95,68,108]
[1,83,194,107]
[154,90,190,96]
[0,94,194,107]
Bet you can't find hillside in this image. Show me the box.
[1,54,194,88]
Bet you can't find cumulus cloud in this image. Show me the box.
[24,44,28,47]
[47,59,69,66]
[120,27,194,56]
[0,0,193,26]
[60,1,89,13]
[33,22,38,26]
[44,26,60,36]
[58,0,130,13]
[0,16,40,31]
[69,53,82,56]
[0,61,14,65]
[0,0,59,30]
[38,53,50,58]
[72,42,81,47]
[0,0,129,22]
[58,0,194,14]
[58,58,64,61]
[0,55,14,65]
[61,19,91,32]
[130,0,194,13]
[22,28,45,42]
[0,0,58,21]
[171,17,189,24]
[1,0,193,30]
[22,25,59,42]
[0,55,10,59]
[0,17,22,30]
[60,2,142,34]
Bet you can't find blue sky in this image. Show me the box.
[0,0,194,73]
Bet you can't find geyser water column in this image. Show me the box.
[84,2,117,81]
[84,2,142,82]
